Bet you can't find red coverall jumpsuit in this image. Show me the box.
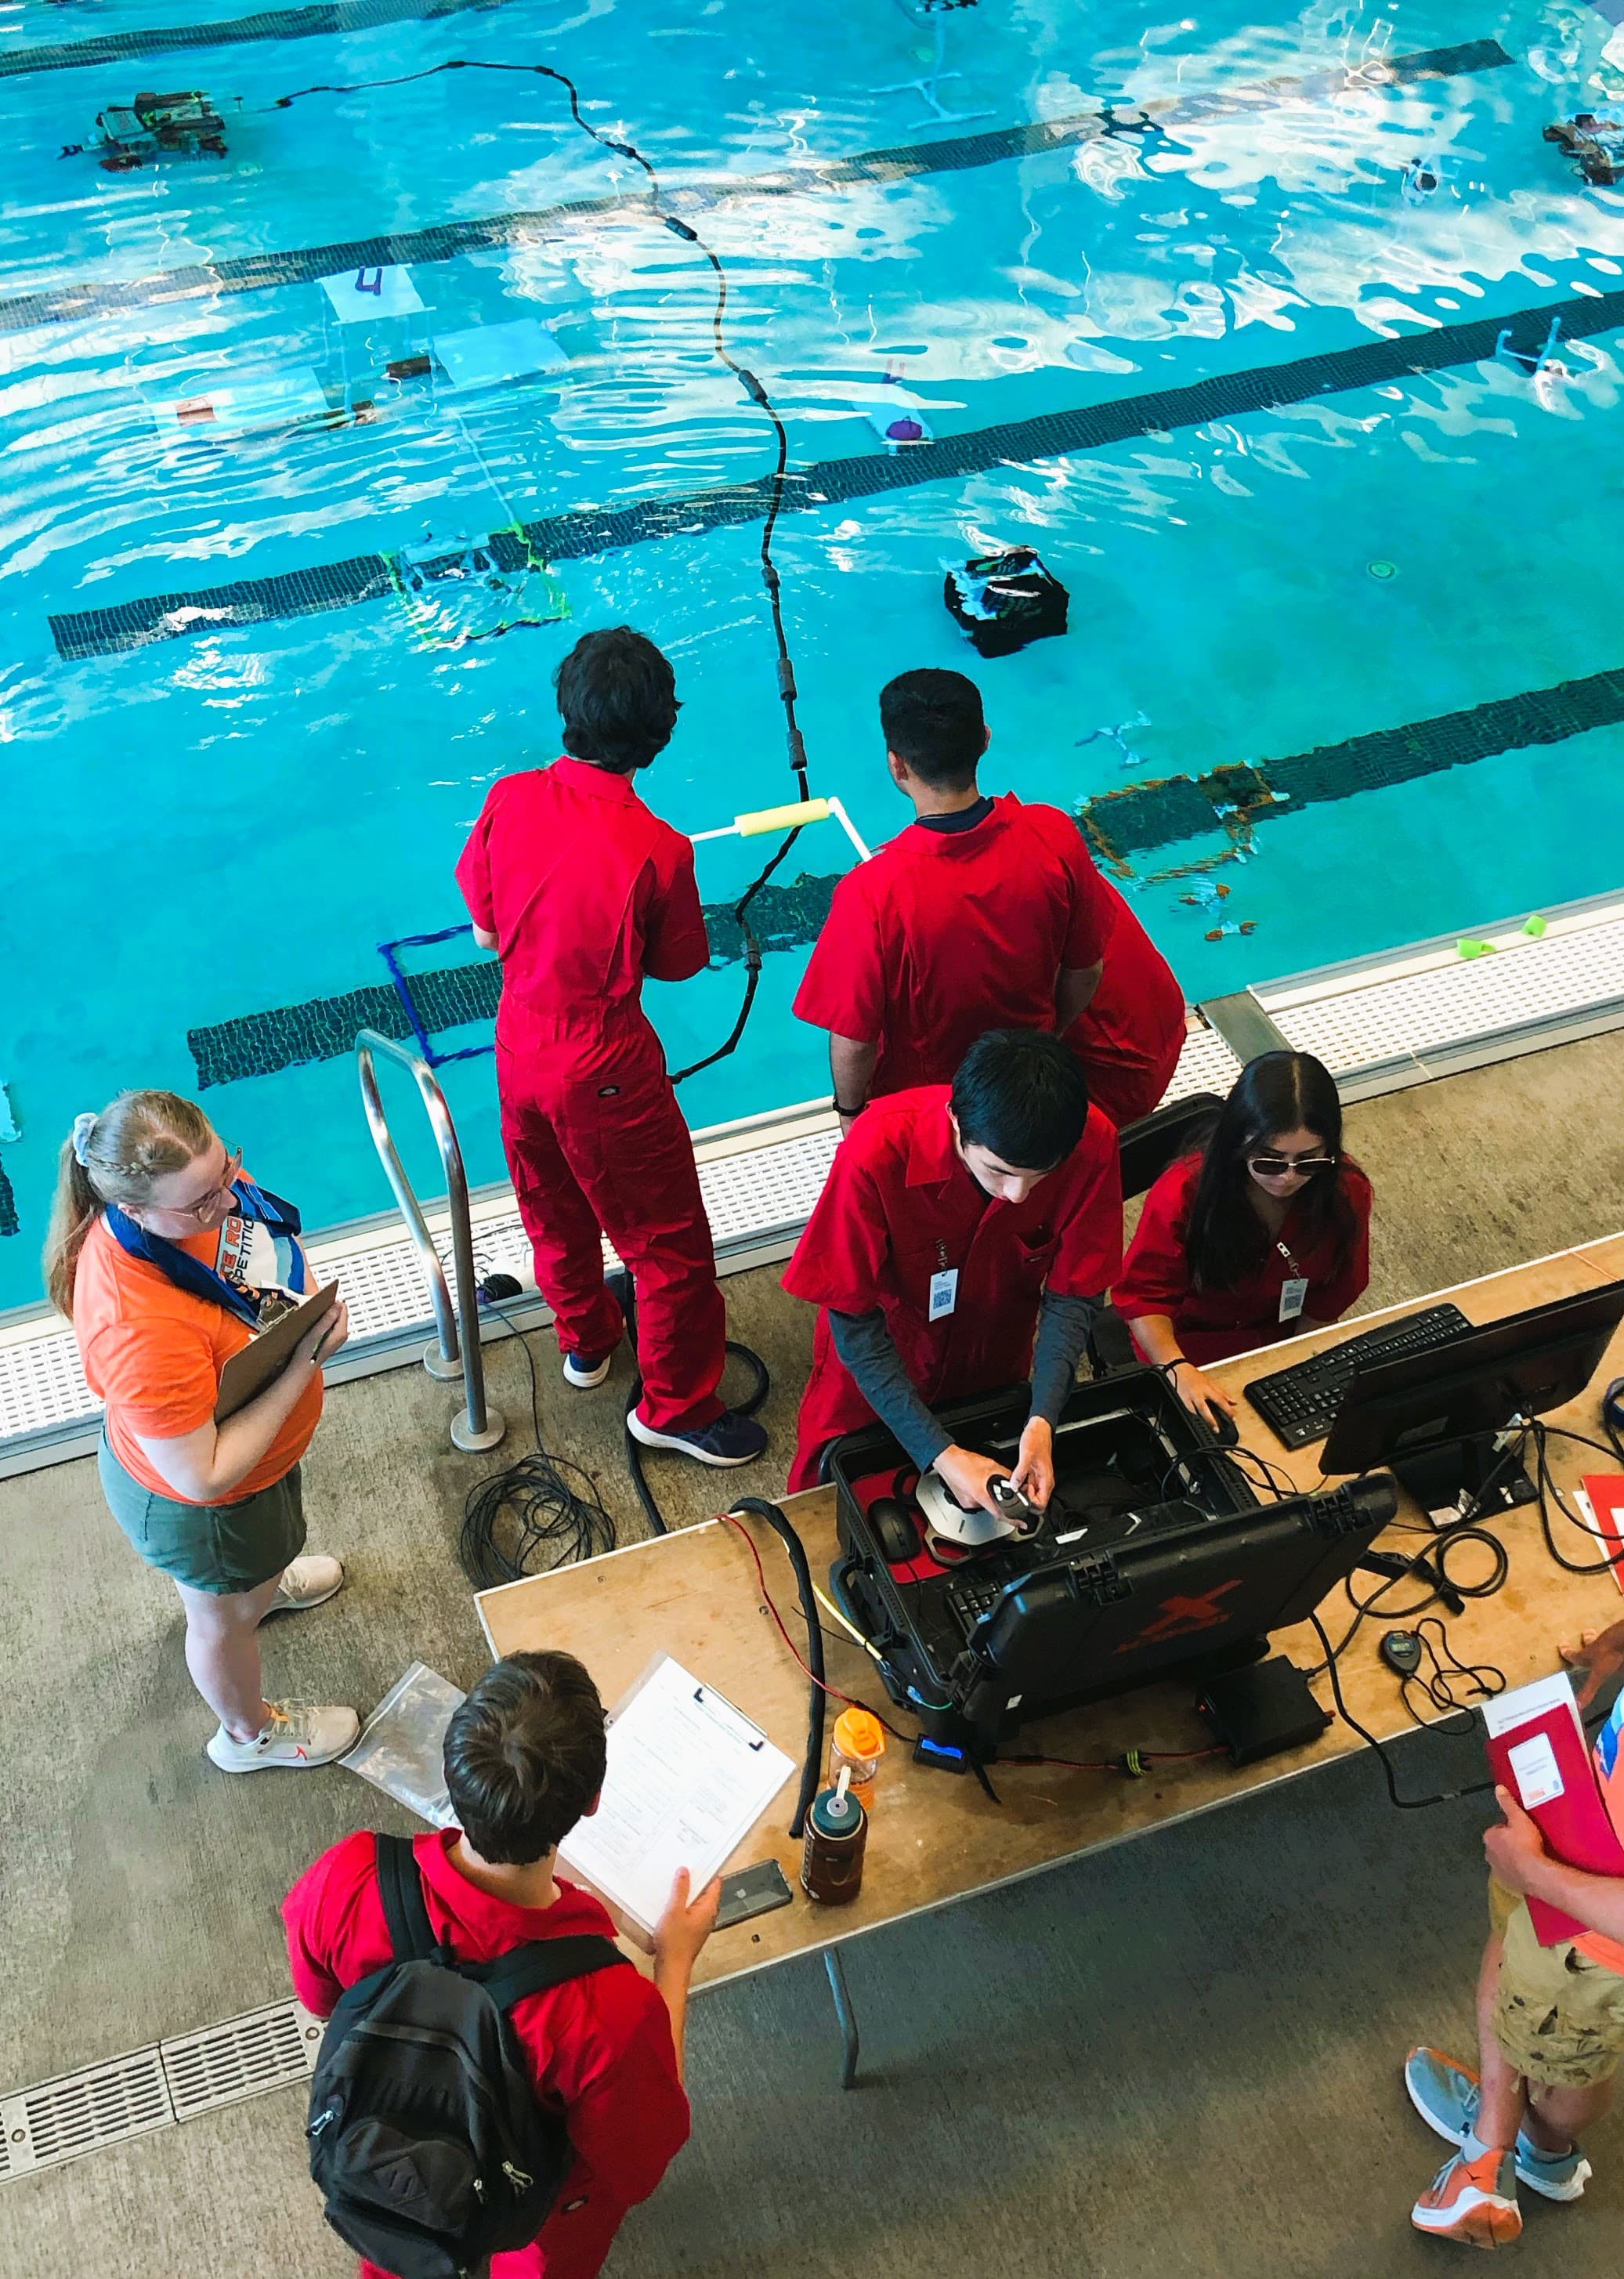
[1060,876,1188,1128]
[780,1086,1123,1491]
[457,757,725,1433]
[791,795,1185,1123]
[284,1829,690,2279]
[1112,1153,1374,1363]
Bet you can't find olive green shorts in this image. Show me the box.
[99,1433,306,1596]
[1488,1876,1624,2089]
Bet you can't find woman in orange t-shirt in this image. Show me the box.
[45,1090,360,1775]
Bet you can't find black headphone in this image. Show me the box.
[1605,1376,1624,1460]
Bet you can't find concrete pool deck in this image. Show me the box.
[2,1030,1623,2276]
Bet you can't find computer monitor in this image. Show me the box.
[827,1371,1399,1759]
[1320,1276,1624,1515]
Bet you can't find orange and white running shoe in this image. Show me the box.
[1412,2140,1522,2249]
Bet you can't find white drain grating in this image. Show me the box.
[1163,1022,1241,1101]
[0,2046,173,2178]
[1260,908,1624,1084]
[0,1327,94,1444]
[0,2002,325,2187]
[161,2000,322,2121]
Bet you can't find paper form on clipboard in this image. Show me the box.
[557,1655,796,1933]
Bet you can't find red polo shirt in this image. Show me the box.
[783,1085,1122,1404]
[455,757,710,1055]
[792,794,1110,1096]
[284,1829,689,2279]
[1112,1153,1374,1363]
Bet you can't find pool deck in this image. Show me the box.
[1,1027,1623,2275]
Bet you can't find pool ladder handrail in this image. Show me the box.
[354,1028,505,1452]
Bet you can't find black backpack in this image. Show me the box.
[306,1833,628,2279]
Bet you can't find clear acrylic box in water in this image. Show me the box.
[342,1662,466,1827]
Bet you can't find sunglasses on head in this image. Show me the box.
[1247,1151,1336,1177]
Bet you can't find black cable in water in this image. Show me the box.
[271,56,812,1085]
[725,1496,827,1839]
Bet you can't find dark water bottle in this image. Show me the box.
[801,1768,867,1903]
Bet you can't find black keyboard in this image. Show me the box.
[1244,1302,1472,1448]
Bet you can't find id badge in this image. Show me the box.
[1279,1276,1309,1323]
[928,1268,959,1322]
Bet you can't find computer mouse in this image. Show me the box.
[1208,1410,1241,1448]
[868,1496,922,1565]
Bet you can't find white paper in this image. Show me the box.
[1481,1669,1583,1743]
[558,1656,795,1933]
[1507,1731,1566,1811]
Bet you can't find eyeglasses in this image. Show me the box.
[1247,1152,1336,1178]
[167,1147,244,1222]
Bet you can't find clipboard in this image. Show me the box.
[556,1653,796,1932]
[214,1281,339,1423]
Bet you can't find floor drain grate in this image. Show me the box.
[161,2000,322,2122]
[0,2046,173,2177]
[0,2002,324,2183]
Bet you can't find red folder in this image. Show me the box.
[1485,1683,1624,1944]
[1579,1474,1624,1597]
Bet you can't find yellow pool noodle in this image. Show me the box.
[734,798,831,835]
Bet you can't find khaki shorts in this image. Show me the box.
[1488,1876,1624,2089]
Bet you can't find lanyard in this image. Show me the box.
[1274,1237,1304,1279]
[103,1177,307,1329]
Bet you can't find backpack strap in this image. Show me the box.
[475,1936,630,2017]
[374,1832,442,1965]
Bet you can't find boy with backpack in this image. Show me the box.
[284,1649,718,2279]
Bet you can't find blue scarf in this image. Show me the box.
[103,1177,308,1330]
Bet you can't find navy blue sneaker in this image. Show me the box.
[628,1408,769,1467]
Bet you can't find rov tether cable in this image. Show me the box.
[272,56,814,1083]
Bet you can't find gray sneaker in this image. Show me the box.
[206,1701,360,1772]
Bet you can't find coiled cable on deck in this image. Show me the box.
[273,57,813,1081]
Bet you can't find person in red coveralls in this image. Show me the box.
[791,667,1185,1131]
[1112,1051,1373,1429]
[456,627,766,1467]
[782,1029,1122,1507]
[285,1648,717,2279]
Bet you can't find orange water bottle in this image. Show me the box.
[829,1706,886,1814]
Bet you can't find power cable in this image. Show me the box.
[458,1281,618,1586]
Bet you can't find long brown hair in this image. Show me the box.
[44,1091,214,1319]
[1184,1051,1362,1293]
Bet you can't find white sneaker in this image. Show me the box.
[205,1701,360,1772]
[264,1553,345,1617]
[562,1349,614,1389]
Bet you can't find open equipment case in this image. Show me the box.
[827,1369,1396,1764]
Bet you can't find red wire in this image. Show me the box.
[720,1511,1229,1774]
[718,1510,914,1743]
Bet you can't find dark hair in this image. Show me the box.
[554,626,679,773]
[442,1650,607,1864]
[1184,1051,1361,1292]
[879,667,986,790]
[950,1029,1090,1170]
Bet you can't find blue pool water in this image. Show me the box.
[3,0,1624,1308]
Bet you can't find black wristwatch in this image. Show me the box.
[832,1096,866,1118]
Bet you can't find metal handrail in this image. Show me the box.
[355,1029,505,1452]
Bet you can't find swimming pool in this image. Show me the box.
[3,0,1623,1309]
